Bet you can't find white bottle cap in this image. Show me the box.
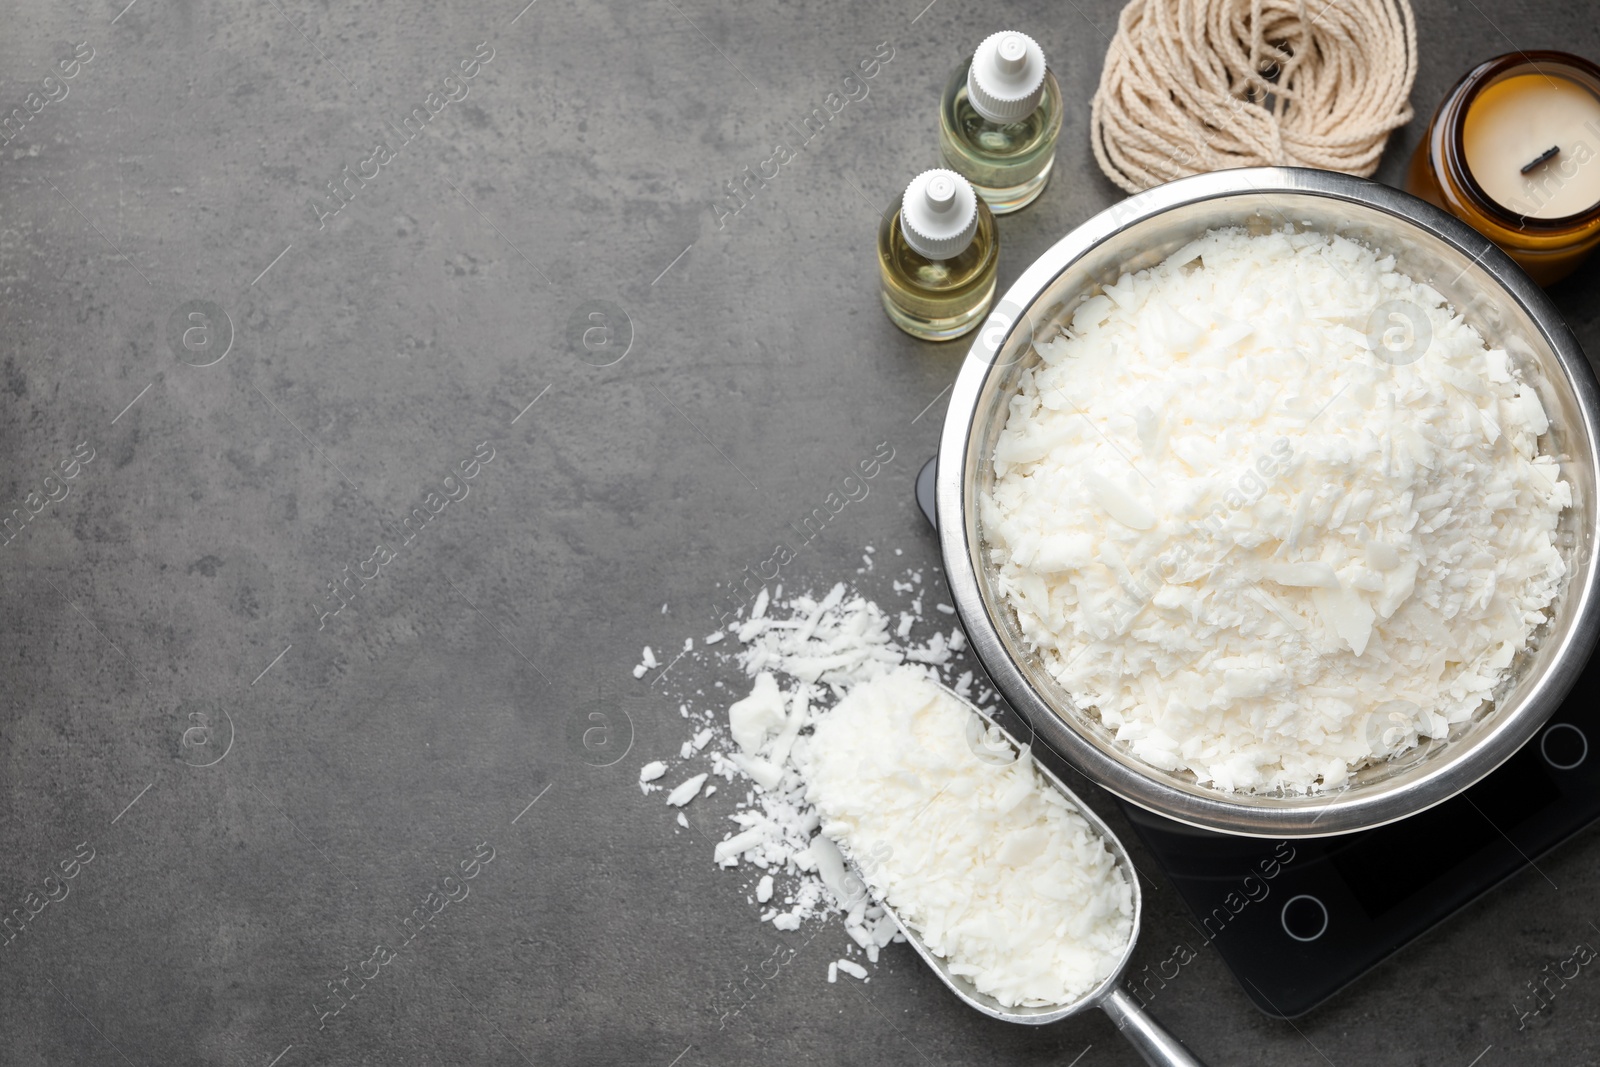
[966,31,1047,124]
[900,169,980,261]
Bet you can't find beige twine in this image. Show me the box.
[1090,0,1418,193]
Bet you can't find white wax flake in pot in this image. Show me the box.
[804,666,1133,1008]
[984,227,1570,793]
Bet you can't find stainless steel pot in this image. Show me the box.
[936,167,1600,838]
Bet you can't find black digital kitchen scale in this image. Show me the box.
[915,457,1600,1018]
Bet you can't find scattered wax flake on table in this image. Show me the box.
[665,773,708,807]
[631,645,659,679]
[638,760,667,794]
[631,569,1008,980]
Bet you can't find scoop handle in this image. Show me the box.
[1098,987,1208,1067]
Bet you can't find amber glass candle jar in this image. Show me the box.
[1407,51,1600,285]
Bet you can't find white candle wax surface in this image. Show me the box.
[1463,72,1600,220]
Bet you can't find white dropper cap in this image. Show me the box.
[900,169,980,261]
[967,31,1047,124]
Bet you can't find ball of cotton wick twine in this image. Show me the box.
[1090,0,1419,193]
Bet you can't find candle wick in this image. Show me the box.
[1521,146,1561,174]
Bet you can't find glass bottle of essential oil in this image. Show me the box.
[939,31,1063,214]
[878,169,998,341]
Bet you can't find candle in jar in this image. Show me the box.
[1462,73,1600,219]
[1406,51,1600,286]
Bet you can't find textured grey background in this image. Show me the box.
[3,0,1599,1064]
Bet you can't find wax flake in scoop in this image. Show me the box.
[803,666,1134,1008]
[639,576,1132,1003]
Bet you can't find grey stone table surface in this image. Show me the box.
[4,0,1600,1064]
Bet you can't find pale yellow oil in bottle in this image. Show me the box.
[877,199,998,342]
[939,59,1063,214]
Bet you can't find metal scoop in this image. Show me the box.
[845,685,1207,1067]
